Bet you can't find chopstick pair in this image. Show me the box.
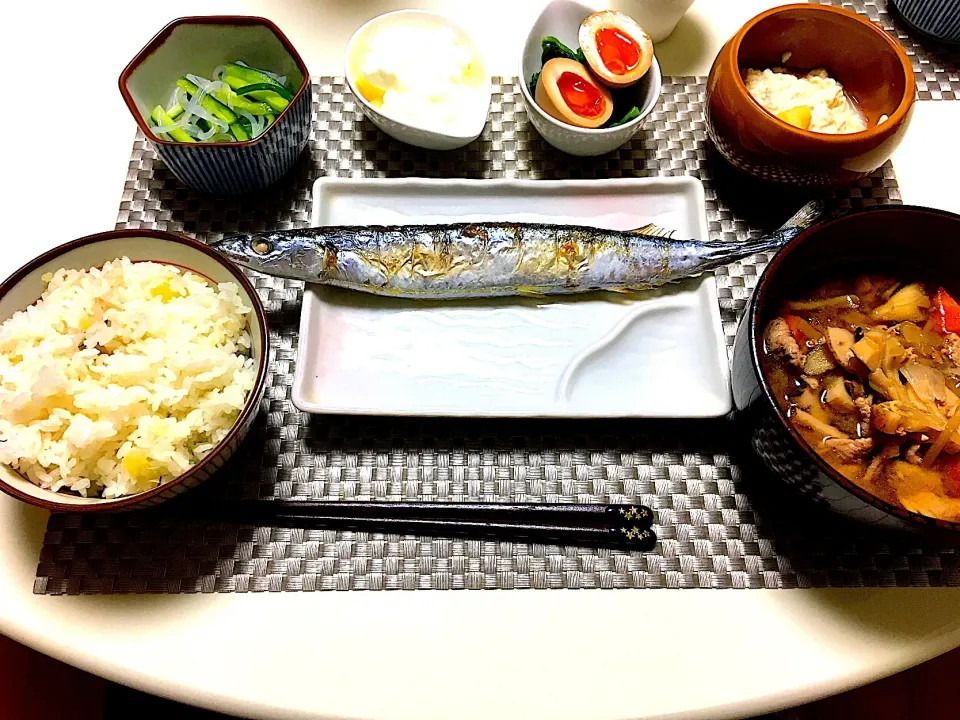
[200,500,658,550]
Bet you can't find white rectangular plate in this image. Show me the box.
[292,177,732,418]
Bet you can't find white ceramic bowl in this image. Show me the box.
[519,0,662,156]
[344,10,491,151]
[0,230,270,513]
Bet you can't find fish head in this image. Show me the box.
[211,232,330,280]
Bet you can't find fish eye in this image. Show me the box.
[250,237,274,255]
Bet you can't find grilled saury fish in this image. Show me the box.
[211,201,822,299]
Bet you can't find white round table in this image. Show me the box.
[3,1,960,718]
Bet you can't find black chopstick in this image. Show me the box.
[201,500,657,550]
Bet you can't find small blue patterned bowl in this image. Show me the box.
[890,0,960,44]
[119,16,312,195]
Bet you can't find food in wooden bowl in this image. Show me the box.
[743,64,870,135]
[705,3,915,186]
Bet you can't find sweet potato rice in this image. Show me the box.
[0,258,256,499]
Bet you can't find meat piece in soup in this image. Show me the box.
[761,275,960,522]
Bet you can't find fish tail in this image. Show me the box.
[700,199,825,266]
[764,200,824,244]
[729,234,796,258]
[781,199,825,230]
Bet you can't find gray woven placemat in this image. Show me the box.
[34,1,960,594]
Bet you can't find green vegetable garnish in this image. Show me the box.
[176,77,238,125]
[230,121,250,142]
[541,36,583,64]
[603,106,641,128]
[177,77,254,141]
[145,61,289,143]
[223,76,290,112]
[149,105,195,143]
[230,82,294,102]
[224,62,291,112]
[210,86,274,117]
[528,71,541,98]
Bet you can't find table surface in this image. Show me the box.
[3,1,960,719]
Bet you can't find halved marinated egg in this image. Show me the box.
[578,11,654,88]
[535,58,613,129]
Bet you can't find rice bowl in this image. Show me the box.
[0,257,254,498]
[0,230,269,512]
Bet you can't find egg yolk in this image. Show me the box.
[557,72,606,118]
[595,27,641,75]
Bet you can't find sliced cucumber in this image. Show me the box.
[230,122,250,142]
[176,77,238,125]
[224,62,288,89]
[231,81,293,102]
[223,67,291,112]
[210,86,274,116]
[149,105,195,143]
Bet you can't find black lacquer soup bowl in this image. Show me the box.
[731,205,960,532]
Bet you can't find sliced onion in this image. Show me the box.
[185,75,236,112]
[238,109,264,137]
[182,120,204,140]
[183,76,210,110]
[151,110,191,136]
[212,64,226,81]
[151,120,184,134]
[186,73,212,88]
[235,60,287,88]
[208,80,233,107]
[189,75,229,97]
[261,68,286,84]
[177,88,228,134]
[198,122,219,141]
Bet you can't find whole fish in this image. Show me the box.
[211,201,822,299]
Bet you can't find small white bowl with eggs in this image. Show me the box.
[519,0,662,157]
[345,10,492,151]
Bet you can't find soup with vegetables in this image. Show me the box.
[762,276,960,522]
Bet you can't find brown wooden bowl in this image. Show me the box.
[0,230,270,513]
[731,205,960,533]
[705,3,915,187]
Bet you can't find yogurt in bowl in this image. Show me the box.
[345,11,491,151]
